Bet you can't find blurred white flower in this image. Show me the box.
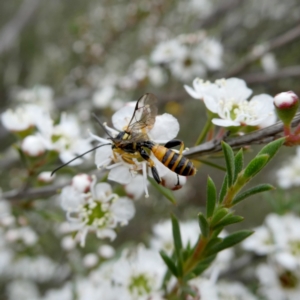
[21,135,46,157]
[61,235,76,251]
[256,263,300,300]
[98,244,115,258]
[92,86,115,109]
[276,147,300,188]
[111,245,166,300]
[37,171,55,183]
[6,279,40,300]
[0,199,15,227]
[61,179,135,246]
[83,253,99,268]
[261,52,278,74]
[189,278,219,300]
[42,282,73,300]
[185,77,276,128]
[148,67,168,87]
[16,85,54,111]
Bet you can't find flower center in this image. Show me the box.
[128,273,152,296]
[279,270,298,289]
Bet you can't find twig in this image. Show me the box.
[0,0,41,55]
[241,65,300,84]
[226,23,300,77]
[184,112,300,159]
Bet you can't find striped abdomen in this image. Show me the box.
[151,144,196,176]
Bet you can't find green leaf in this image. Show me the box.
[258,138,285,162]
[234,149,243,183]
[171,215,183,257]
[222,142,235,186]
[206,177,217,218]
[213,214,244,229]
[233,184,275,205]
[204,237,222,253]
[219,174,228,203]
[188,255,217,278]
[148,178,176,204]
[198,213,209,238]
[210,207,229,227]
[197,159,226,171]
[160,251,178,277]
[208,230,253,255]
[243,154,269,180]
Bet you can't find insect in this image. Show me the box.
[52,93,196,185]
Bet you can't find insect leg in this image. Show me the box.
[139,148,161,184]
[164,139,184,154]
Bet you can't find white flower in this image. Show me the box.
[42,282,73,300]
[151,39,186,64]
[39,112,92,165]
[188,278,219,300]
[98,244,115,258]
[261,53,278,74]
[185,77,276,128]
[83,253,99,268]
[61,235,76,251]
[92,86,115,109]
[148,67,168,87]
[37,171,55,183]
[6,279,40,300]
[92,101,181,197]
[61,178,135,246]
[111,245,166,300]
[1,105,46,133]
[276,147,300,188]
[21,135,46,157]
[256,263,300,300]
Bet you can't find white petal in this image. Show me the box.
[59,151,83,166]
[222,78,252,101]
[95,145,113,168]
[111,197,135,223]
[212,118,240,127]
[184,84,202,99]
[96,228,117,241]
[125,174,147,200]
[108,165,132,184]
[112,106,134,131]
[149,113,179,141]
[93,183,112,201]
[61,186,83,211]
[203,95,219,113]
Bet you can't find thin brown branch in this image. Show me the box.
[226,23,300,77]
[241,65,300,84]
[0,0,41,55]
[184,112,300,159]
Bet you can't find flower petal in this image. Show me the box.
[112,106,135,131]
[95,145,113,168]
[111,197,135,224]
[212,118,240,127]
[108,165,133,184]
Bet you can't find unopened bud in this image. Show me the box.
[21,135,46,157]
[274,91,299,126]
[38,171,55,183]
[72,174,92,193]
[83,253,99,268]
[161,172,187,191]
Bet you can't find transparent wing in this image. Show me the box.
[125,93,158,136]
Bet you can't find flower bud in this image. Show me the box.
[98,244,115,258]
[161,171,187,190]
[21,135,46,157]
[38,171,55,183]
[71,174,92,193]
[83,253,99,268]
[274,91,299,126]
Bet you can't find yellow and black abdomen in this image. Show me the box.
[151,144,196,176]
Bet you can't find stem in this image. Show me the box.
[195,113,214,145]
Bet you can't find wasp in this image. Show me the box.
[52,93,196,185]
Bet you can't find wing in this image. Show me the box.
[125,93,158,136]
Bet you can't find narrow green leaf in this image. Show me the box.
[243,154,269,180]
[206,177,217,218]
[234,149,243,183]
[171,215,183,257]
[208,230,253,255]
[258,138,285,162]
[221,142,235,186]
[197,159,226,171]
[160,251,178,277]
[148,177,176,204]
[198,213,209,238]
[204,237,222,254]
[213,214,244,229]
[219,174,228,203]
[210,208,229,227]
[232,184,275,205]
[188,255,217,278]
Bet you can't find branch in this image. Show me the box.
[241,65,300,84]
[0,0,41,55]
[184,112,300,159]
[226,23,300,77]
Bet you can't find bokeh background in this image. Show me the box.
[1,0,300,299]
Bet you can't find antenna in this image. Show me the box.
[51,143,112,176]
[92,113,114,139]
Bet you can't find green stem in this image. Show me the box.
[195,113,214,145]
